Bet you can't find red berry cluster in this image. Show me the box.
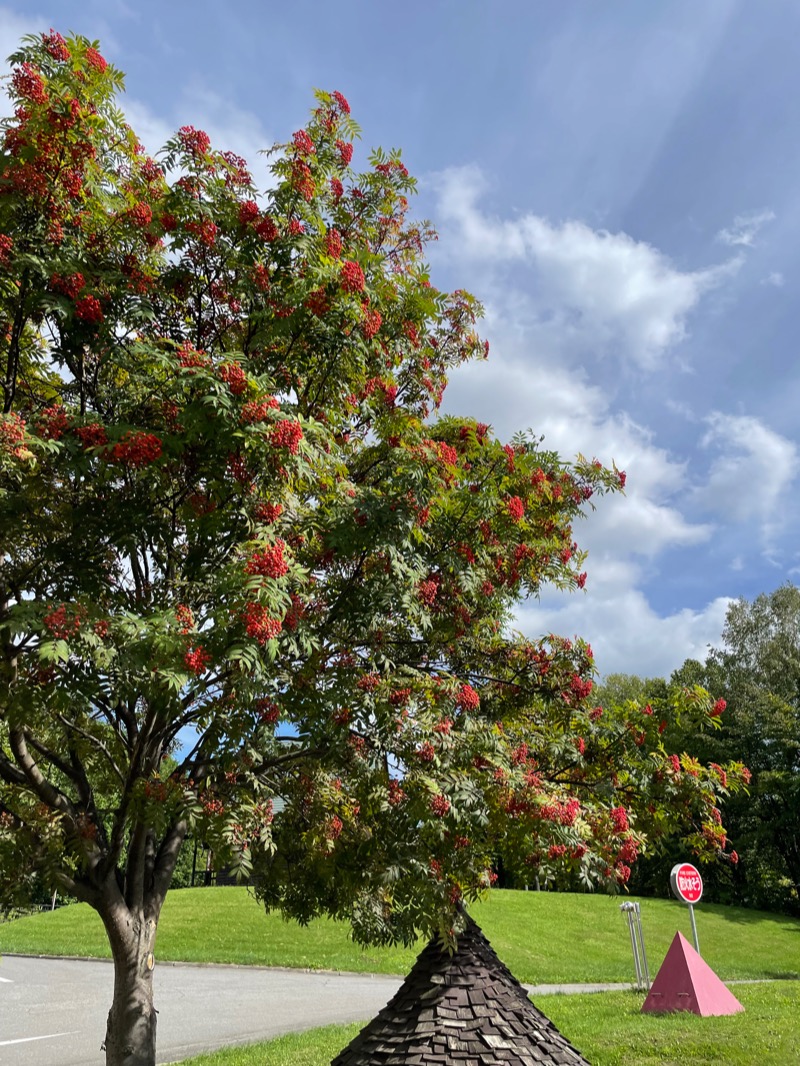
[226,453,252,485]
[178,125,210,156]
[74,294,104,323]
[42,30,70,61]
[325,228,342,258]
[456,683,480,712]
[242,603,282,644]
[304,287,330,317]
[43,603,83,639]
[292,159,315,200]
[270,419,303,454]
[109,431,162,468]
[245,540,288,579]
[506,496,525,523]
[185,218,218,247]
[538,798,581,826]
[326,815,343,840]
[50,272,85,298]
[255,215,279,241]
[176,343,211,371]
[38,404,69,440]
[430,794,451,817]
[357,673,380,692]
[255,699,280,725]
[610,806,629,833]
[184,646,212,674]
[239,200,260,225]
[0,412,27,458]
[340,260,365,293]
[128,202,152,228]
[292,129,315,155]
[254,501,283,524]
[74,423,108,449]
[335,140,354,167]
[11,62,47,105]
[85,47,107,73]
[361,308,382,339]
[417,579,439,606]
[219,361,248,395]
[569,674,593,701]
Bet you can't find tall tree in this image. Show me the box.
[0,33,748,1066]
[672,586,800,913]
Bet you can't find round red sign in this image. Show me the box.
[670,862,703,904]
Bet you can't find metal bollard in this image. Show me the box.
[620,901,651,991]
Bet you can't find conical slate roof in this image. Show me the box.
[331,917,591,1065]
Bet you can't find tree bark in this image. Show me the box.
[101,900,159,1066]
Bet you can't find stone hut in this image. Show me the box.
[331,917,591,1065]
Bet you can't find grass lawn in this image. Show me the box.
[3,887,799,984]
[174,982,800,1066]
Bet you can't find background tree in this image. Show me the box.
[593,672,741,903]
[0,33,749,1066]
[669,587,800,914]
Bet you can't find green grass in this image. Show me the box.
[173,1024,362,1066]
[174,983,800,1066]
[3,886,799,984]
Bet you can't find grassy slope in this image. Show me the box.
[177,983,800,1066]
[2,886,799,984]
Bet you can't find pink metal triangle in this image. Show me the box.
[641,931,744,1016]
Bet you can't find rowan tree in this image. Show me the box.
[0,32,749,1066]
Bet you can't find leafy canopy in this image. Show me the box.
[0,31,748,947]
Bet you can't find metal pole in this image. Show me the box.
[634,903,650,990]
[688,903,700,954]
[621,902,643,990]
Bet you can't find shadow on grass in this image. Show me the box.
[702,902,800,930]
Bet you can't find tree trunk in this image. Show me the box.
[101,902,159,1066]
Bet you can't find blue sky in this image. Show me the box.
[4,1,798,677]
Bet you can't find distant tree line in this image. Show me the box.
[594,585,800,916]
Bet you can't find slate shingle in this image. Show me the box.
[331,918,591,1065]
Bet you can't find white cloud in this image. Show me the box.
[696,411,799,543]
[0,13,274,186]
[430,164,741,679]
[716,208,775,248]
[434,165,738,370]
[516,585,730,679]
[761,271,785,288]
[444,350,711,564]
[0,8,46,109]
[125,89,274,186]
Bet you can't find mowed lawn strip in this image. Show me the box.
[2,887,799,984]
[175,983,800,1066]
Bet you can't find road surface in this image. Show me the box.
[0,954,403,1066]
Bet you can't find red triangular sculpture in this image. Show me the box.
[641,931,744,1016]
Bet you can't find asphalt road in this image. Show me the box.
[0,954,404,1066]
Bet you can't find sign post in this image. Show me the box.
[669,862,703,954]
